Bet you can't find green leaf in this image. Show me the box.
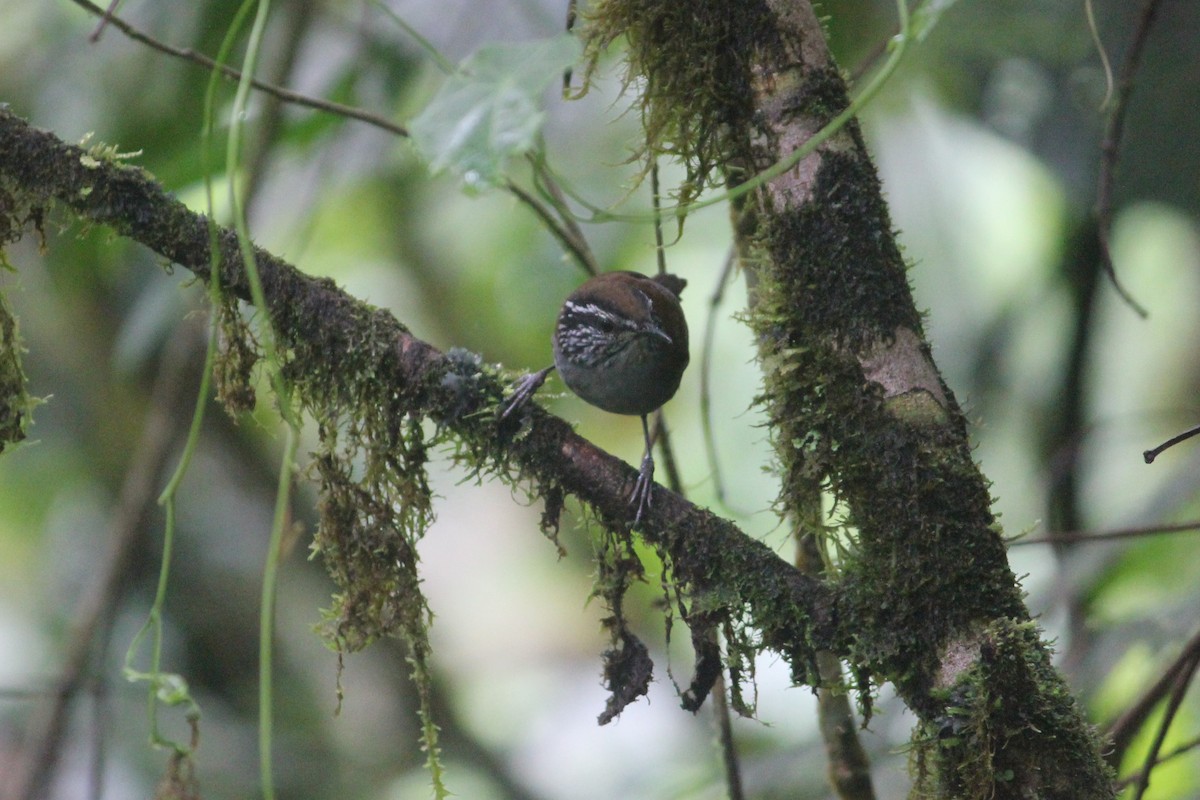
[409,34,581,191]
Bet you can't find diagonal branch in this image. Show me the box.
[1093,0,1164,319]
[0,105,838,679]
[1105,625,1200,770]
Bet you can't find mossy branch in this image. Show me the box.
[0,105,838,683]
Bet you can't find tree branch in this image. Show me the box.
[0,105,838,681]
[1093,0,1164,319]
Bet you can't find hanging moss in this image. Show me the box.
[0,285,34,452]
[582,0,786,205]
[0,182,45,453]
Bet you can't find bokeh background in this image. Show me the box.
[0,0,1198,798]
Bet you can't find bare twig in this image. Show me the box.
[1010,518,1200,547]
[710,665,746,800]
[1093,0,1165,319]
[67,0,409,138]
[1130,647,1200,800]
[506,179,598,276]
[87,0,121,42]
[1105,626,1200,770]
[647,154,744,797]
[1116,734,1200,788]
[523,154,601,276]
[699,249,737,508]
[1144,423,1200,463]
[650,413,743,800]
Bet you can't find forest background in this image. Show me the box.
[0,0,1199,798]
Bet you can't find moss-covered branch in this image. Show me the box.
[0,104,837,692]
[583,0,1115,796]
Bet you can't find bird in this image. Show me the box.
[501,270,690,524]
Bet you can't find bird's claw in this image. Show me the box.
[499,367,553,421]
[631,453,655,526]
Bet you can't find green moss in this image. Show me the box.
[0,285,35,452]
[910,620,1115,798]
[582,0,785,205]
[0,181,45,453]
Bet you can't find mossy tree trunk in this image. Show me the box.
[586,1,1115,797]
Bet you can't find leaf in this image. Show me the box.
[409,34,581,191]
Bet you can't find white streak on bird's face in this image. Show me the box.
[555,299,660,367]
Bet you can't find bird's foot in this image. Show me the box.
[499,366,553,421]
[630,453,655,526]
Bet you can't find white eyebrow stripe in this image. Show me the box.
[561,301,633,328]
[563,300,604,316]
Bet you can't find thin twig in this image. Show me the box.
[797,528,877,800]
[1130,647,1200,800]
[710,664,746,800]
[1093,0,1164,319]
[700,249,737,507]
[524,154,600,276]
[1116,734,1200,788]
[87,0,121,42]
[650,159,668,276]
[67,0,409,138]
[1144,423,1200,463]
[653,416,745,800]
[1010,518,1200,547]
[649,152,741,795]
[506,179,597,276]
[652,413,683,501]
[1106,626,1200,770]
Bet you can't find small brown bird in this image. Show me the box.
[502,271,690,523]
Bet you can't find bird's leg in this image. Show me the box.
[631,413,656,525]
[499,365,555,421]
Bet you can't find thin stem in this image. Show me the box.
[1083,0,1115,111]
[650,158,667,276]
[223,2,300,797]
[1143,423,1200,464]
[259,427,298,800]
[87,0,121,41]
[700,249,736,507]
[1011,518,1200,547]
[506,177,598,276]
[710,662,746,800]
[68,0,409,138]
[1106,626,1200,769]
[1094,0,1164,319]
[370,0,457,75]
[1130,649,1199,800]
